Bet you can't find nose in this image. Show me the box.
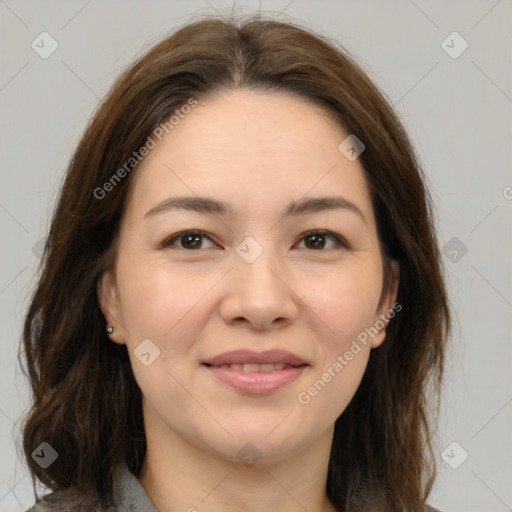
[219,246,300,331]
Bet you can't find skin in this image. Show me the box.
[98,89,399,512]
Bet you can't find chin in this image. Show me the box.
[197,422,312,465]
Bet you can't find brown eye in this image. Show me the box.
[160,229,348,252]
[297,231,348,251]
[160,231,216,250]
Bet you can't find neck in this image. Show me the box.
[138,417,338,512]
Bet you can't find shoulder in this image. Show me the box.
[24,494,114,512]
[24,493,79,511]
[24,498,82,512]
[23,483,112,512]
[24,494,107,512]
[23,487,120,512]
[24,464,156,512]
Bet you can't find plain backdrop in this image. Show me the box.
[1,1,511,511]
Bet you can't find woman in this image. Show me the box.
[21,14,450,512]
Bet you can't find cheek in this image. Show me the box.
[296,270,379,422]
[115,256,206,427]
[115,255,210,342]
[299,349,370,429]
[295,260,382,416]
[114,256,223,399]
[306,259,384,348]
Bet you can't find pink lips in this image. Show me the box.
[202,349,308,367]
[202,349,309,395]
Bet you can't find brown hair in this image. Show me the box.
[19,13,450,511]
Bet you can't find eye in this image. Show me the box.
[160,229,349,251]
[295,230,349,251]
[160,230,217,250]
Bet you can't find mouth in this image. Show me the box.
[203,362,301,372]
[202,349,308,367]
[202,349,309,394]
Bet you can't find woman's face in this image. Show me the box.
[99,89,398,463]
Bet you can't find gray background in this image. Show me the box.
[1,1,511,510]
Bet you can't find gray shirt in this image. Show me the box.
[26,465,157,511]
[26,465,442,511]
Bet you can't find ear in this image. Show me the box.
[97,270,126,345]
[370,260,400,349]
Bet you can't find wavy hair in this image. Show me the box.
[19,14,451,511]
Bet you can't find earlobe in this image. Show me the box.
[97,271,125,344]
[370,329,387,349]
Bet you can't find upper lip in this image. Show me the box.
[202,349,308,367]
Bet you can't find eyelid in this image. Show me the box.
[159,229,350,250]
[158,230,218,250]
[297,229,349,249]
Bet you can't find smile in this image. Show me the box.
[201,349,310,394]
[202,358,308,394]
[208,362,300,372]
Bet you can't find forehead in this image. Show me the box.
[123,89,375,226]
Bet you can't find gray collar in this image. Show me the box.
[115,465,158,511]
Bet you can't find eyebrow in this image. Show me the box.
[144,195,367,225]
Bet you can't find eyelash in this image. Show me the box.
[159,229,350,251]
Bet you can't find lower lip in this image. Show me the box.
[203,365,308,394]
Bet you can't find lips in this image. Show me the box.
[213,362,291,372]
[202,349,308,367]
[202,349,309,394]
